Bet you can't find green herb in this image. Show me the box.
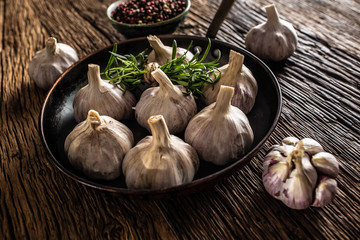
[101,44,148,91]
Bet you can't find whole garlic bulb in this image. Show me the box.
[29,37,79,90]
[202,50,258,114]
[185,85,254,165]
[135,68,197,134]
[73,64,136,122]
[64,110,134,180]
[245,4,298,61]
[262,137,339,209]
[147,35,194,66]
[122,115,199,189]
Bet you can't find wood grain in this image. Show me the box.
[1,0,359,239]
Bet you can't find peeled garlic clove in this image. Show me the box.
[312,152,339,178]
[185,85,254,165]
[312,176,337,207]
[122,115,199,189]
[29,37,79,90]
[73,64,136,122]
[281,148,317,210]
[64,110,134,180]
[147,35,194,66]
[135,68,197,134]
[202,50,258,114]
[301,138,324,155]
[245,4,297,61]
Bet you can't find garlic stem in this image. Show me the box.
[151,69,176,94]
[148,115,171,148]
[265,4,280,25]
[87,64,102,91]
[147,35,168,57]
[228,50,244,73]
[213,85,234,116]
[87,110,103,128]
[45,37,58,55]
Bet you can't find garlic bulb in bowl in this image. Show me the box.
[73,64,136,122]
[64,110,134,180]
[185,85,254,165]
[28,37,79,90]
[122,115,199,190]
[135,68,197,134]
[202,50,258,114]
[245,4,298,61]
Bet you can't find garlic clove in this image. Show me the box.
[312,152,339,178]
[202,50,258,114]
[282,136,299,146]
[301,138,324,155]
[64,110,134,180]
[73,64,136,122]
[147,35,194,66]
[185,85,254,165]
[312,176,337,207]
[245,4,297,61]
[135,68,197,134]
[29,37,79,90]
[122,115,199,189]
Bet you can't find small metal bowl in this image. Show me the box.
[107,0,191,38]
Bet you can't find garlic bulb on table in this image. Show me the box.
[147,35,194,66]
[64,110,134,180]
[262,137,339,209]
[202,50,258,114]
[185,85,254,165]
[122,115,199,189]
[73,64,136,122]
[29,37,79,90]
[245,4,297,61]
[135,68,197,134]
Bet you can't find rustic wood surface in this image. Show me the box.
[1,0,359,239]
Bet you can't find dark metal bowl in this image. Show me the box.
[39,35,282,199]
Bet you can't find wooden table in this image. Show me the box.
[1,0,359,239]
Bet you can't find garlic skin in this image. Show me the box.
[122,115,199,189]
[144,62,160,86]
[185,85,254,165]
[73,64,136,122]
[202,50,258,114]
[147,35,194,66]
[135,69,197,134]
[245,4,297,61]
[262,137,339,209]
[64,110,134,180]
[29,37,79,90]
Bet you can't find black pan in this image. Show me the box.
[39,35,282,199]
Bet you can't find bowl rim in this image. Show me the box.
[107,0,191,27]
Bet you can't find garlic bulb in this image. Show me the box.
[122,115,199,189]
[262,137,339,209]
[73,64,136,122]
[185,85,254,165]
[29,37,79,90]
[147,35,194,66]
[64,110,134,180]
[245,4,298,61]
[202,50,258,114]
[135,68,197,134]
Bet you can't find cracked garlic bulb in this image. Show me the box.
[185,85,254,165]
[122,115,199,189]
[147,35,194,66]
[262,137,339,209]
[202,50,258,114]
[135,68,197,134]
[245,4,297,61]
[64,110,134,180]
[73,64,136,122]
[29,37,78,90]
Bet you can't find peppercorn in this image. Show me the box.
[111,0,187,24]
